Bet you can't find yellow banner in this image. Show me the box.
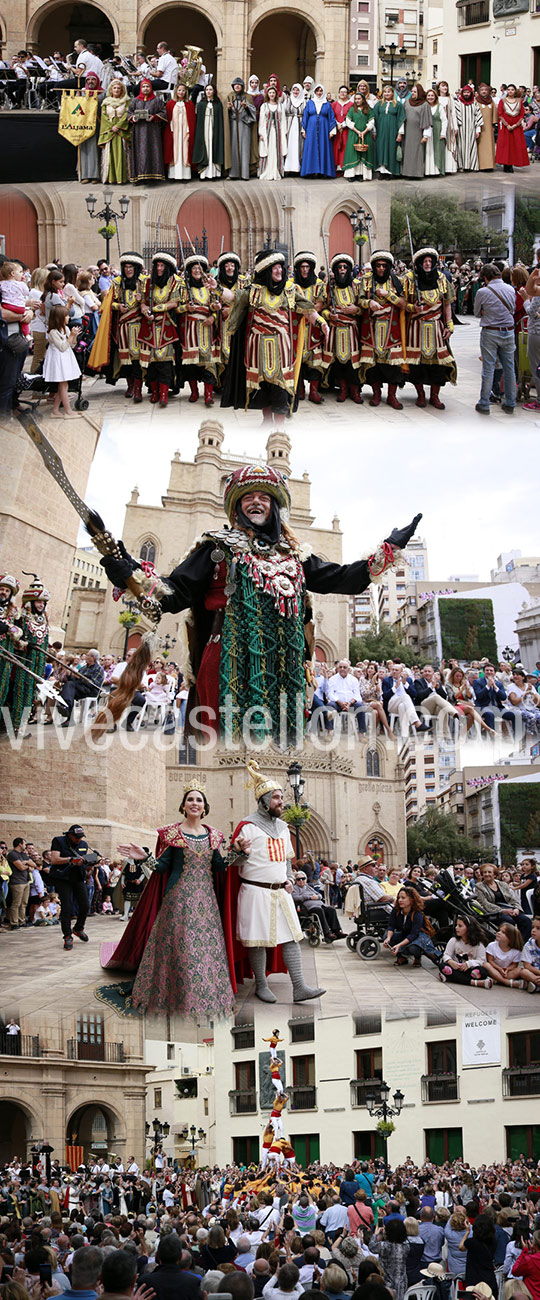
[58,90,98,146]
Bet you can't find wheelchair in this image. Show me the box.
[344,883,393,960]
[295,901,324,947]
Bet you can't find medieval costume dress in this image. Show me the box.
[138,251,181,406]
[331,90,352,171]
[100,462,421,747]
[359,251,407,409]
[495,92,530,170]
[400,93,432,178]
[258,95,288,180]
[10,577,50,734]
[322,254,363,404]
[214,252,247,385]
[247,73,264,174]
[105,252,144,399]
[293,251,326,404]
[403,247,457,408]
[343,98,375,180]
[192,89,224,179]
[454,87,483,171]
[77,74,103,182]
[222,250,318,421]
[437,89,458,173]
[228,79,256,179]
[0,575,24,721]
[373,94,406,176]
[424,98,447,176]
[101,811,235,1021]
[178,255,220,406]
[476,86,497,170]
[163,85,196,181]
[128,81,167,184]
[98,80,131,184]
[301,88,337,177]
[284,84,305,174]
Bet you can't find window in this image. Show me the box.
[154,1088,162,1108]
[354,1130,384,1160]
[403,34,417,46]
[140,539,156,565]
[366,749,380,777]
[235,1060,255,1090]
[233,1136,259,1165]
[292,1054,315,1085]
[231,1022,255,1050]
[426,1128,463,1162]
[290,1020,315,1043]
[426,1010,456,1027]
[352,1047,383,1106]
[357,55,369,64]
[354,1014,382,1035]
[433,37,438,50]
[230,1061,257,1114]
[385,8,399,19]
[76,1012,105,1061]
[204,1098,209,1115]
[404,7,417,17]
[506,1125,540,1161]
[357,28,369,39]
[73,575,79,585]
[167,1043,175,1061]
[80,576,87,587]
[292,1134,320,1165]
[358,2,370,10]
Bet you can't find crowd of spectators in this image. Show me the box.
[1,1153,540,1300]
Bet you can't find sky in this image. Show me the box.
[81,412,537,584]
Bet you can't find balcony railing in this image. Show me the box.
[350,1077,383,1108]
[502,1065,540,1098]
[457,0,490,24]
[421,1073,459,1102]
[0,1032,41,1058]
[289,1085,317,1110]
[229,1089,257,1115]
[66,1039,125,1063]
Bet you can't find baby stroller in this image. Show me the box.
[16,311,93,413]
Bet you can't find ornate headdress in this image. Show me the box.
[21,574,50,605]
[0,574,19,595]
[217,251,240,268]
[370,250,394,267]
[223,463,291,522]
[180,777,207,802]
[184,254,209,272]
[152,251,178,269]
[412,247,438,264]
[331,252,354,269]
[293,250,317,267]
[246,759,283,802]
[120,252,145,269]
[253,250,285,274]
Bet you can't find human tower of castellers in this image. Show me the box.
[87,242,455,420]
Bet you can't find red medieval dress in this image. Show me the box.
[495,98,529,168]
[331,97,352,170]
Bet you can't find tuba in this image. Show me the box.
[177,44,204,88]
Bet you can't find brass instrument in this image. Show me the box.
[176,44,203,89]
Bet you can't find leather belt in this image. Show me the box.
[482,325,513,330]
[238,878,287,891]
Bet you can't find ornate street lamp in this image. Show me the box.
[85,189,130,262]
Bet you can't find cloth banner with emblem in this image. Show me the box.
[65,1143,84,1171]
[58,90,98,145]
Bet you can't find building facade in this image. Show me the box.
[437,0,539,91]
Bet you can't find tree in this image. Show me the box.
[350,624,417,668]
[514,195,540,266]
[390,193,507,260]
[407,807,493,865]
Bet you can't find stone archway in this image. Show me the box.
[27,0,118,58]
[0,190,39,266]
[297,807,332,858]
[140,6,219,82]
[67,1101,125,1162]
[0,1100,40,1166]
[177,192,232,263]
[358,827,397,868]
[249,11,318,86]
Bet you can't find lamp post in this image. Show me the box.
[145,1118,171,1158]
[163,633,177,657]
[349,207,373,267]
[85,188,130,263]
[181,1125,206,1166]
[378,42,408,86]
[287,760,305,862]
[41,1142,54,1183]
[365,1081,404,1174]
[120,596,140,659]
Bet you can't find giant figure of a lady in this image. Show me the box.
[101,784,235,1019]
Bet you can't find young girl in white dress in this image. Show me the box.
[43,304,81,417]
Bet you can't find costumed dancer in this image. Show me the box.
[178,254,219,407]
[105,252,145,400]
[331,85,352,172]
[454,85,483,171]
[9,575,50,734]
[359,250,407,409]
[403,247,456,409]
[322,253,363,405]
[100,783,235,1020]
[192,84,224,179]
[214,252,247,387]
[221,249,327,428]
[138,251,181,408]
[293,252,326,404]
[0,575,24,720]
[300,84,337,177]
[263,1028,284,1061]
[127,77,167,183]
[164,82,196,181]
[229,760,325,1004]
[228,78,256,180]
[100,461,422,745]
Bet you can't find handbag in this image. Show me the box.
[0,320,29,356]
[396,142,403,162]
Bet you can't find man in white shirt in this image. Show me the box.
[319,1198,349,1242]
[155,43,178,89]
[72,40,104,81]
[327,660,367,734]
[127,1157,140,1175]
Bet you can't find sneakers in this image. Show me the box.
[501,405,514,414]
[64,936,74,950]
[475,404,490,415]
[523,400,540,410]
[73,929,89,943]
